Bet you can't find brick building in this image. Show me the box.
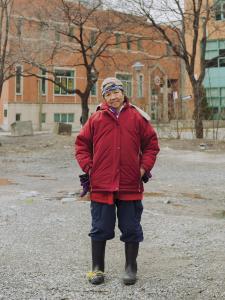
[0,0,181,131]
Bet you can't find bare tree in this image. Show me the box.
[122,0,221,138]
[19,0,133,125]
[0,0,21,97]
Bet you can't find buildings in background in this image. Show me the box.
[184,0,225,121]
[0,0,181,131]
[1,1,225,132]
[203,0,225,120]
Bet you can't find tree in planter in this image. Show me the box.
[121,0,223,138]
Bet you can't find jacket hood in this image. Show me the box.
[96,96,151,121]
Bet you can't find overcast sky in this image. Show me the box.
[102,0,185,23]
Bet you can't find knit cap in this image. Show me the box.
[101,77,124,97]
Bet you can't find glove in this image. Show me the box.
[142,171,152,183]
[79,173,90,197]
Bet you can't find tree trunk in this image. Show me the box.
[81,93,89,125]
[0,84,3,99]
[194,117,203,139]
[193,84,204,139]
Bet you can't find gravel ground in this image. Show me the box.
[0,133,225,300]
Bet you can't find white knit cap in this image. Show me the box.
[101,77,124,97]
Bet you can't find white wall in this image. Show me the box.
[5,103,98,131]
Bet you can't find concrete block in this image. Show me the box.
[54,122,72,136]
[10,121,33,136]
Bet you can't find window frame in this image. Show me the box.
[115,33,121,48]
[116,73,133,98]
[55,25,60,42]
[54,68,75,96]
[215,1,225,21]
[137,73,144,98]
[90,81,97,97]
[53,113,75,123]
[16,113,21,121]
[15,65,23,95]
[89,30,97,47]
[127,35,132,51]
[16,17,23,36]
[40,69,47,95]
[218,56,225,67]
[41,113,46,123]
[68,26,74,42]
[137,38,143,51]
[205,39,225,68]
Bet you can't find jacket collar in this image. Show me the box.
[96,97,130,112]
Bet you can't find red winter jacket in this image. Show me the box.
[75,101,159,194]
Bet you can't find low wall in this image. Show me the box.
[169,120,225,129]
[155,120,225,140]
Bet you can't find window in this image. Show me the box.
[41,113,46,123]
[54,113,74,123]
[54,69,75,95]
[16,17,23,36]
[167,79,177,88]
[90,30,97,47]
[205,87,225,119]
[16,113,21,121]
[152,89,157,96]
[41,69,47,95]
[115,33,121,48]
[68,26,74,42]
[40,22,48,39]
[137,39,143,51]
[205,57,218,68]
[68,113,74,122]
[127,36,131,50]
[4,109,7,117]
[55,26,60,42]
[90,82,97,96]
[137,74,144,98]
[166,44,173,56]
[54,113,60,122]
[61,113,67,122]
[16,65,22,94]
[205,39,225,68]
[116,74,132,97]
[215,1,225,20]
[218,57,225,67]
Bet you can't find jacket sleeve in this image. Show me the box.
[140,118,160,172]
[75,118,93,174]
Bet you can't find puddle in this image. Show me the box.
[25,174,57,180]
[0,178,13,186]
[144,191,206,200]
[180,193,206,200]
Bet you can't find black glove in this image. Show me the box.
[142,171,152,183]
[79,173,90,197]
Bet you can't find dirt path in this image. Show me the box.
[0,133,225,299]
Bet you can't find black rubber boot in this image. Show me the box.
[123,242,139,285]
[87,240,106,285]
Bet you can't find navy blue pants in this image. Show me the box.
[89,200,144,242]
